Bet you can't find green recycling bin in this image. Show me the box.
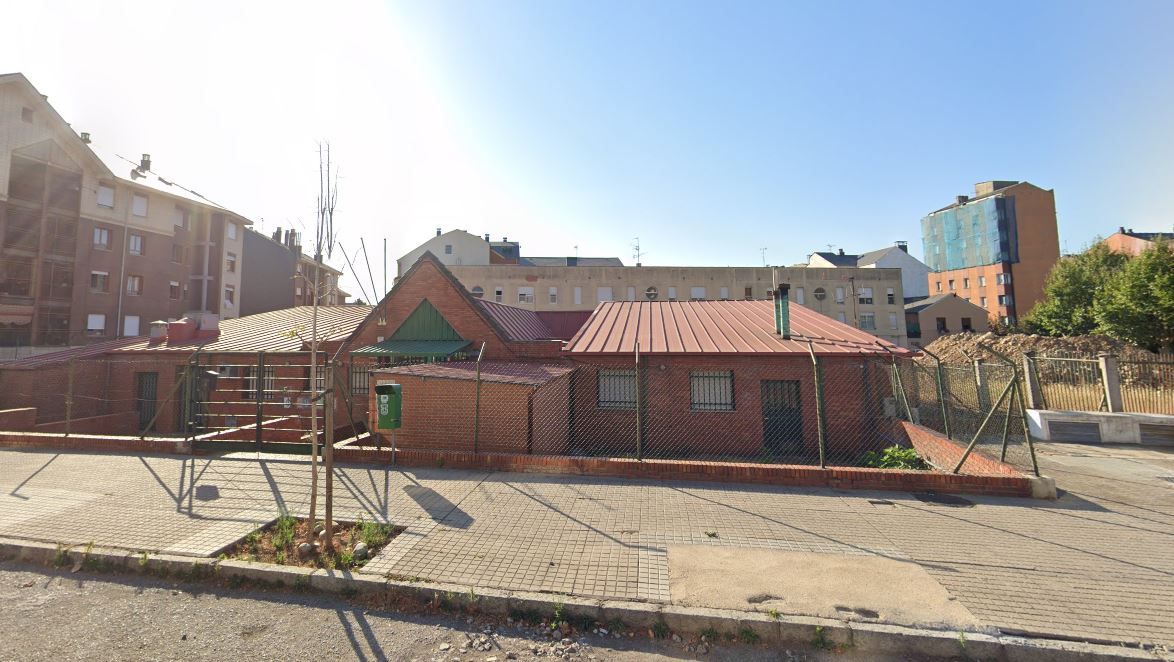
[374,382,402,430]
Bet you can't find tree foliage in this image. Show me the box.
[1025,242,1128,336]
[1027,240,1173,352]
[1093,241,1174,352]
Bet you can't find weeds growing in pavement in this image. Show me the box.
[704,531,718,538]
[860,445,928,470]
[767,608,781,620]
[552,600,565,625]
[52,544,70,567]
[738,627,760,644]
[138,551,149,568]
[699,627,719,641]
[607,617,627,633]
[813,625,833,650]
[651,621,670,639]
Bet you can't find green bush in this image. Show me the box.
[860,445,928,470]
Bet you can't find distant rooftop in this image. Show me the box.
[1113,226,1170,241]
[521,257,625,267]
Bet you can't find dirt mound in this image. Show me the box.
[921,332,1156,364]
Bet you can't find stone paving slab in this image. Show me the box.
[0,444,1171,647]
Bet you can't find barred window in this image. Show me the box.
[243,366,276,401]
[351,364,370,395]
[597,369,636,409]
[690,371,734,411]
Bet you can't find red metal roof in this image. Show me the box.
[0,337,144,371]
[379,361,574,386]
[475,300,558,342]
[112,306,372,354]
[535,310,593,341]
[564,300,907,356]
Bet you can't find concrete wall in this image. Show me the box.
[869,249,931,300]
[396,230,490,276]
[240,229,297,316]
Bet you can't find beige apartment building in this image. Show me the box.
[1,73,251,351]
[446,264,909,346]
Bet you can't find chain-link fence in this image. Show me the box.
[353,346,1041,476]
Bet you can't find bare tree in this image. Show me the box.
[304,143,337,540]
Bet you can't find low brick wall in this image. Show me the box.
[0,430,190,455]
[900,421,1023,477]
[33,411,140,436]
[0,408,37,431]
[335,446,1033,497]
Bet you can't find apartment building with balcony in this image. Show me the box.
[0,73,251,352]
[920,181,1060,326]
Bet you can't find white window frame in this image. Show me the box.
[858,287,873,305]
[719,287,730,300]
[97,184,115,209]
[128,233,143,256]
[690,286,706,300]
[132,193,148,218]
[837,311,847,323]
[889,312,898,330]
[226,222,238,241]
[517,286,535,304]
[123,315,141,337]
[549,286,558,304]
[169,281,181,300]
[834,287,845,304]
[795,287,805,305]
[224,284,235,307]
[226,252,237,273]
[626,286,636,301]
[126,274,143,296]
[90,271,110,293]
[597,287,613,302]
[573,287,582,305]
[886,287,895,305]
[667,287,678,301]
[93,227,111,250]
[859,312,876,330]
[86,313,106,336]
[494,287,503,303]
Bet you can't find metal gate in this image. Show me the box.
[135,372,158,431]
[761,380,804,456]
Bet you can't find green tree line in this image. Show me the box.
[1024,239,1173,352]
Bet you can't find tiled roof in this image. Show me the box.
[378,361,574,386]
[475,299,558,341]
[565,300,905,356]
[0,337,144,371]
[112,306,372,354]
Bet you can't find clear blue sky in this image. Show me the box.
[392,0,1174,265]
[3,1,1172,297]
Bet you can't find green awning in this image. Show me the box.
[351,339,472,357]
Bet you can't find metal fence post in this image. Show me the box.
[973,358,989,412]
[635,340,643,461]
[807,341,827,468]
[921,347,951,439]
[65,358,74,437]
[473,342,486,454]
[255,351,265,450]
[1098,353,1124,413]
[952,377,1016,473]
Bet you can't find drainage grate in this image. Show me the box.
[913,492,975,507]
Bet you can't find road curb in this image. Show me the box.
[0,537,1165,661]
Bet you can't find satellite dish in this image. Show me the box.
[813,287,827,301]
[645,286,658,300]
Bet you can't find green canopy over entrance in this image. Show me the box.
[351,299,472,359]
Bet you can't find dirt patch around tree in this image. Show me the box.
[225,516,404,570]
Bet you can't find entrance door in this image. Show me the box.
[135,372,158,431]
[761,380,803,455]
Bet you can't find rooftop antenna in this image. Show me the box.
[825,244,835,252]
[760,247,768,266]
[574,245,579,258]
[631,237,646,267]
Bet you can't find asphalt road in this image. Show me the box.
[0,562,933,662]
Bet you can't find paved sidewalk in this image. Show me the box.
[1,443,1171,648]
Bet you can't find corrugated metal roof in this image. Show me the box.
[0,337,144,370]
[535,311,592,341]
[352,339,471,356]
[112,306,372,354]
[378,361,574,386]
[564,300,907,356]
[476,300,556,341]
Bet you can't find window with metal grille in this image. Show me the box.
[858,287,873,305]
[597,369,636,409]
[351,364,370,395]
[243,366,277,401]
[690,371,734,411]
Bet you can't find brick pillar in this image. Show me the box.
[1098,353,1123,413]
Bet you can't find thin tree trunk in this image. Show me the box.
[308,260,320,536]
